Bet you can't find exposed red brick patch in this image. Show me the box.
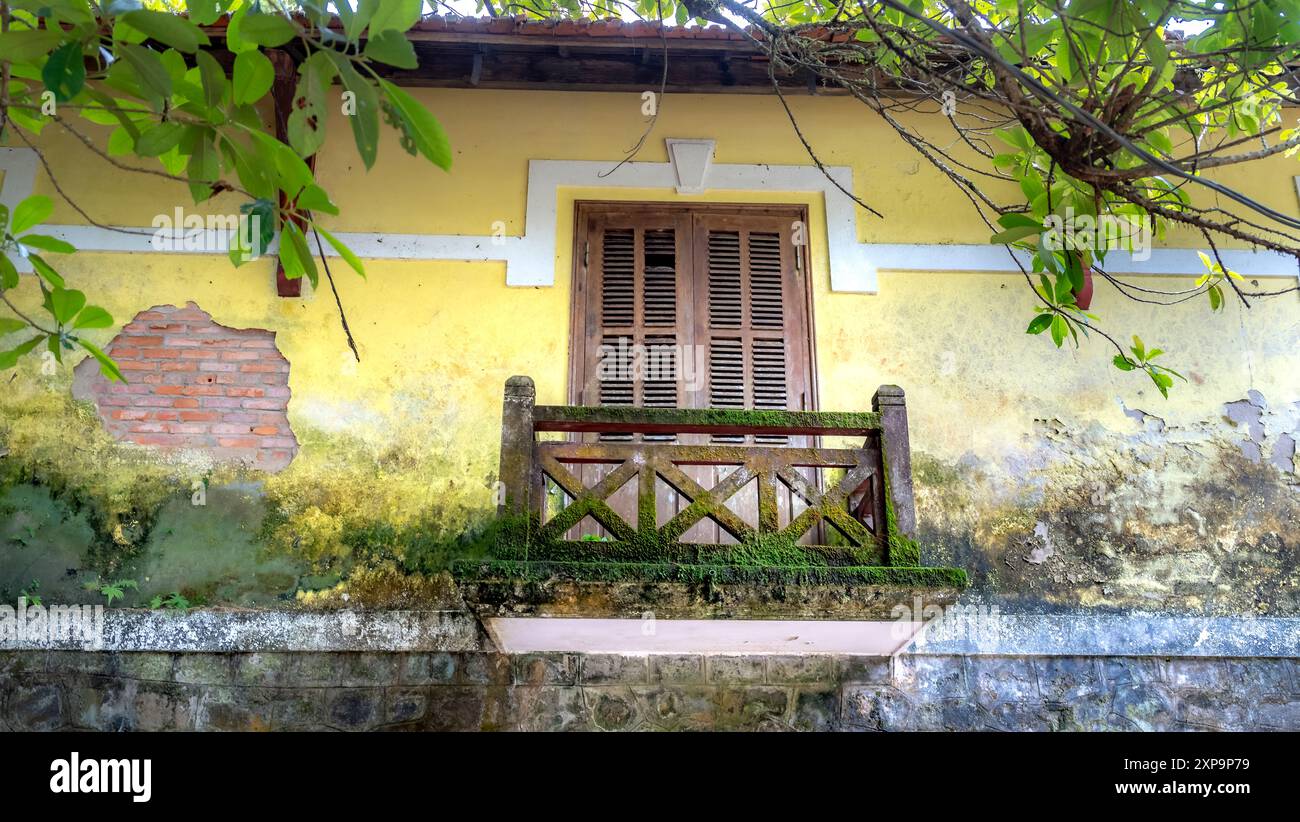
[73,302,297,472]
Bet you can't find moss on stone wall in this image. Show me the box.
[453,558,967,587]
[0,370,199,577]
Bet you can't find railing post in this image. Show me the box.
[873,385,919,565]
[498,376,536,516]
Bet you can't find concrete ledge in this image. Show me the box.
[0,609,483,652]
[908,613,1300,658]
[3,608,1299,657]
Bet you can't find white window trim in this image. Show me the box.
[3,146,1296,290]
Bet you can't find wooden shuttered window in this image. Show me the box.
[573,204,814,428]
[569,202,818,543]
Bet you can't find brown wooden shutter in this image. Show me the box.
[692,212,813,445]
[578,210,692,441]
[573,203,812,420]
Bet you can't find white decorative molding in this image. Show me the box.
[863,243,1300,279]
[3,145,1296,291]
[665,138,715,194]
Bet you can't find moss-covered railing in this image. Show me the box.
[454,376,965,588]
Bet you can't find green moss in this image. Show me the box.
[0,375,201,573]
[534,405,881,433]
[878,437,922,566]
[913,453,963,489]
[452,558,968,588]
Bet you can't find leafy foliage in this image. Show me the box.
[0,0,453,375]
[84,576,139,606]
[2,1,1298,395]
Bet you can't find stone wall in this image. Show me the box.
[3,650,1296,731]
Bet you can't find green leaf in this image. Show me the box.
[11,195,53,235]
[250,131,314,199]
[119,43,173,100]
[75,338,125,383]
[0,318,27,336]
[991,225,1042,244]
[315,226,366,278]
[368,0,422,33]
[187,0,224,26]
[1019,172,1045,202]
[195,50,227,110]
[225,5,255,53]
[18,234,75,254]
[1026,314,1053,335]
[1208,283,1223,311]
[997,213,1042,230]
[232,50,275,105]
[240,12,298,48]
[297,184,339,216]
[28,255,66,289]
[379,79,452,170]
[0,29,66,61]
[107,126,137,156]
[325,52,380,169]
[1131,335,1146,361]
[42,41,87,102]
[1038,236,1060,274]
[73,305,113,330]
[287,53,336,157]
[135,122,186,156]
[364,29,418,69]
[1150,370,1173,398]
[121,10,211,53]
[0,256,17,290]
[0,336,45,371]
[1049,315,1067,348]
[49,288,86,325]
[1112,355,1135,371]
[280,222,319,288]
[1064,250,1085,292]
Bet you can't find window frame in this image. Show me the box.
[566,200,820,414]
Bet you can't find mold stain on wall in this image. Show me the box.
[916,392,1300,615]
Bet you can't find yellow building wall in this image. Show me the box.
[2,88,1298,612]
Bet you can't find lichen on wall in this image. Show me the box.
[916,393,1300,615]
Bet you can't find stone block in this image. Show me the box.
[588,688,640,730]
[174,654,233,686]
[649,655,705,684]
[581,654,649,685]
[707,656,766,684]
[513,653,579,686]
[400,652,457,685]
[340,653,400,687]
[325,689,382,731]
[714,686,790,730]
[425,686,486,731]
[766,655,836,684]
[792,688,839,731]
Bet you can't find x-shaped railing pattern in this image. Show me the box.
[533,442,881,547]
